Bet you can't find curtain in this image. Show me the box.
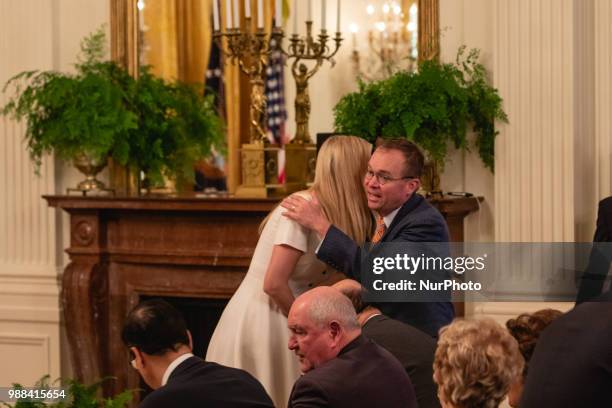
[142,0,211,83]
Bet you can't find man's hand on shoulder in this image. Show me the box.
[281,193,331,238]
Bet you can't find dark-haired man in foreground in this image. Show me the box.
[122,299,274,408]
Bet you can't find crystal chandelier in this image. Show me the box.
[349,1,418,82]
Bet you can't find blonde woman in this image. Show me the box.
[433,318,524,408]
[206,136,373,408]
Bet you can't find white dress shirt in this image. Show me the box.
[381,207,401,229]
[161,352,194,386]
[315,206,402,254]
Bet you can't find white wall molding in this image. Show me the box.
[494,0,576,242]
[594,0,612,200]
[0,0,108,383]
[0,307,60,324]
[573,0,596,242]
[493,0,610,242]
[0,333,51,354]
[0,332,54,385]
[0,263,60,301]
[0,261,60,279]
[457,1,606,324]
[0,0,58,282]
[439,0,496,241]
[0,273,60,324]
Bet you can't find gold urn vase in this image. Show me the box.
[67,153,114,195]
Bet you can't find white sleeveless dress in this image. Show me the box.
[205,192,332,408]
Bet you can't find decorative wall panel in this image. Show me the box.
[494,0,575,242]
[1,0,110,381]
[0,333,52,386]
[594,0,612,200]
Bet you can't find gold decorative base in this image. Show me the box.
[235,142,284,198]
[235,182,306,197]
[67,176,115,196]
[285,143,316,186]
[235,142,318,198]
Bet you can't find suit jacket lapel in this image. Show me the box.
[381,193,423,242]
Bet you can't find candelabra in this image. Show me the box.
[214,26,283,143]
[287,22,343,143]
[284,22,343,185]
[214,22,286,197]
[212,0,343,195]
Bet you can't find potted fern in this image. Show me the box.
[334,46,507,194]
[1,376,132,408]
[1,27,137,193]
[126,66,224,192]
[2,27,225,195]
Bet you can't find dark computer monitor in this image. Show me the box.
[316,132,340,153]
[316,133,376,155]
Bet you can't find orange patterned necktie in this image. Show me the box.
[371,215,387,243]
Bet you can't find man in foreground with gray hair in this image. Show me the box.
[287,286,417,408]
[333,279,441,408]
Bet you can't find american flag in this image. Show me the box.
[265,38,287,144]
[197,4,226,191]
[205,11,225,119]
[265,36,288,181]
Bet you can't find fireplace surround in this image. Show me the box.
[44,194,478,402]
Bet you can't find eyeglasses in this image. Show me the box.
[365,169,417,185]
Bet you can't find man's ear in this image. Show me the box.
[328,321,342,344]
[186,330,194,351]
[131,346,145,369]
[405,178,421,196]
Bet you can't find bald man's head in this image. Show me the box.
[287,287,361,373]
[294,286,361,329]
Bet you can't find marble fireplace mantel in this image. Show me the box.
[44,194,479,402]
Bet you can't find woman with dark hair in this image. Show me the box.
[505,309,563,407]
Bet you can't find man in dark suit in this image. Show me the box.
[334,279,441,408]
[287,286,417,408]
[282,139,453,337]
[520,290,612,408]
[576,196,612,303]
[121,299,274,408]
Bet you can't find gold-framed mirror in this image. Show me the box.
[109,0,439,194]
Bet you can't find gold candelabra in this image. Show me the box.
[286,22,343,143]
[281,22,342,187]
[214,24,284,143]
[213,8,343,195]
[214,22,286,197]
